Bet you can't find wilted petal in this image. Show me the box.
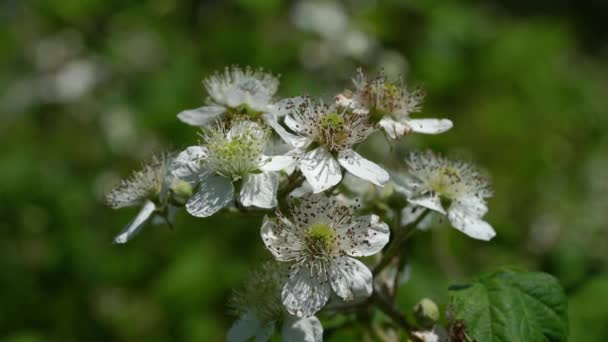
[337,214,390,257]
[329,257,373,301]
[177,105,225,126]
[113,200,156,244]
[227,311,275,342]
[172,146,208,182]
[299,146,342,193]
[378,118,399,139]
[404,118,453,135]
[408,193,446,215]
[259,155,297,172]
[338,149,389,187]
[240,172,279,208]
[283,264,331,317]
[448,203,496,241]
[281,315,323,342]
[185,174,234,217]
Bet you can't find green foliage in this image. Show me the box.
[450,269,568,341]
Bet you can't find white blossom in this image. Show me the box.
[268,97,389,193]
[177,66,292,127]
[261,194,390,317]
[395,151,495,241]
[228,261,323,342]
[173,120,295,217]
[105,153,187,243]
[336,68,453,139]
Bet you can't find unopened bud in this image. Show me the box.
[170,180,193,205]
[414,298,439,328]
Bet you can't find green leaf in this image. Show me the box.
[449,269,568,342]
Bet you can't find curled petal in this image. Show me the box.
[172,146,208,182]
[113,200,156,244]
[177,105,225,126]
[404,118,453,135]
[448,203,496,241]
[408,193,446,215]
[338,149,389,187]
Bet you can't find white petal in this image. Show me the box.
[177,105,225,126]
[448,203,496,241]
[455,196,489,217]
[185,174,234,217]
[113,200,156,244]
[281,315,323,342]
[172,146,208,182]
[408,193,446,214]
[289,181,313,198]
[329,257,373,301]
[259,155,297,172]
[282,264,331,317]
[239,172,279,209]
[260,216,304,262]
[265,115,311,148]
[227,311,275,342]
[299,146,342,193]
[378,118,399,139]
[337,214,390,257]
[338,149,389,187]
[404,118,453,134]
[285,114,306,134]
[412,325,449,342]
[271,96,307,118]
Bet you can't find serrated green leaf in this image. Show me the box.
[449,270,568,342]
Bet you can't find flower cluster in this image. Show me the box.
[105,66,496,341]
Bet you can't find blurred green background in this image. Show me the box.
[1,0,607,340]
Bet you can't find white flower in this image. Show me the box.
[395,151,495,241]
[228,261,323,342]
[173,120,295,217]
[336,68,453,139]
[177,66,290,127]
[105,153,185,243]
[268,97,389,193]
[261,194,390,317]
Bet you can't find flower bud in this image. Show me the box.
[170,180,193,205]
[414,298,440,329]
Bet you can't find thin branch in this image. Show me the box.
[373,209,430,276]
[370,288,421,341]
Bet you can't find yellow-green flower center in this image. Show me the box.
[429,167,462,200]
[319,112,345,130]
[227,104,264,120]
[305,223,336,253]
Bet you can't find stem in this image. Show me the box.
[373,209,430,276]
[370,288,421,340]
